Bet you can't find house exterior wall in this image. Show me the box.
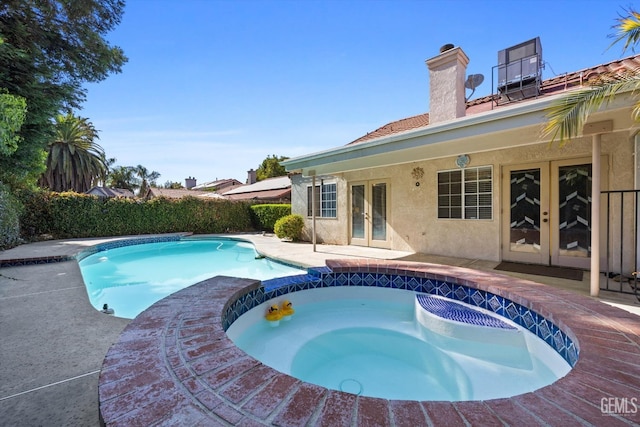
[290,174,349,244]
[291,130,635,266]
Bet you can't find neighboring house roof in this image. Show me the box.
[348,54,640,146]
[221,176,291,201]
[145,188,211,199]
[192,178,243,191]
[86,187,135,198]
[198,192,227,199]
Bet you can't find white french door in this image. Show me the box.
[502,162,550,265]
[502,158,600,269]
[350,180,390,249]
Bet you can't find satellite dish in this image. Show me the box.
[465,74,484,90]
[465,73,485,100]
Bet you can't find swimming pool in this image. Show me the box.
[78,237,306,319]
[226,286,571,401]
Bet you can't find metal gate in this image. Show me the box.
[601,189,639,298]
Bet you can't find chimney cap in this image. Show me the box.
[440,43,455,53]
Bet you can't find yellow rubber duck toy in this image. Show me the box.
[280,300,294,320]
[265,304,282,326]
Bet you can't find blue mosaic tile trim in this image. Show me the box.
[416,294,517,330]
[75,235,306,274]
[308,266,331,278]
[75,235,183,261]
[262,274,320,292]
[222,270,579,367]
[0,255,74,268]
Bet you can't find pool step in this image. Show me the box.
[415,294,523,347]
[416,294,516,330]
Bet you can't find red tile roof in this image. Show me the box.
[348,54,640,146]
[349,113,430,145]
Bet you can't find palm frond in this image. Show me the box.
[543,72,640,145]
[609,8,640,54]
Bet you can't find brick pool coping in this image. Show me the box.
[98,259,640,426]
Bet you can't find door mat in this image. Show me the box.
[494,262,584,281]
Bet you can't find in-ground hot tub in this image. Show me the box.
[226,285,571,401]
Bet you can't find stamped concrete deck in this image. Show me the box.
[98,258,640,426]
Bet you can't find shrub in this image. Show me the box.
[15,188,53,239]
[250,204,291,231]
[49,192,102,238]
[274,214,304,241]
[0,182,23,249]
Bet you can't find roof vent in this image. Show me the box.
[493,37,543,103]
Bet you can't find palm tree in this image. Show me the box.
[39,114,107,192]
[544,8,640,144]
[96,154,118,187]
[135,164,160,197]
[107,165,139,192]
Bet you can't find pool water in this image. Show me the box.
[79,239,306,319]
[227,287,571,401]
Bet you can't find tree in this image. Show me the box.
[0,91,26,156]
[39,114,107,192]
[97,154,118,187]
[107,165,138,192]
[0,1,127,188]
[164,181,184,189]
[544,8,640,144]
[256,154,289,181]
[135,164,160,196]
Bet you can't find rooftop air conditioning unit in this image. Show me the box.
[497,37,542,100]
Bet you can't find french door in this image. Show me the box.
[350,180,390,248]
[502,158,596,269]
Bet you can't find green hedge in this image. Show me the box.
[16,191,256,240]
[249,204,291,231]
[0,182,23,249]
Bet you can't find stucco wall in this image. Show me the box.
[290,174,348,245]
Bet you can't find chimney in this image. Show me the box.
[425,44,469,124]
[247,169,257,184]
[185,176,196,189]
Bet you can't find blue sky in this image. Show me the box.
[81,0,631,186]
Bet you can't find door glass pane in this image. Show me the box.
[372,183,387,241]
[351,185,365,239]
[558,164,591,258]
[509,169,541,253]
